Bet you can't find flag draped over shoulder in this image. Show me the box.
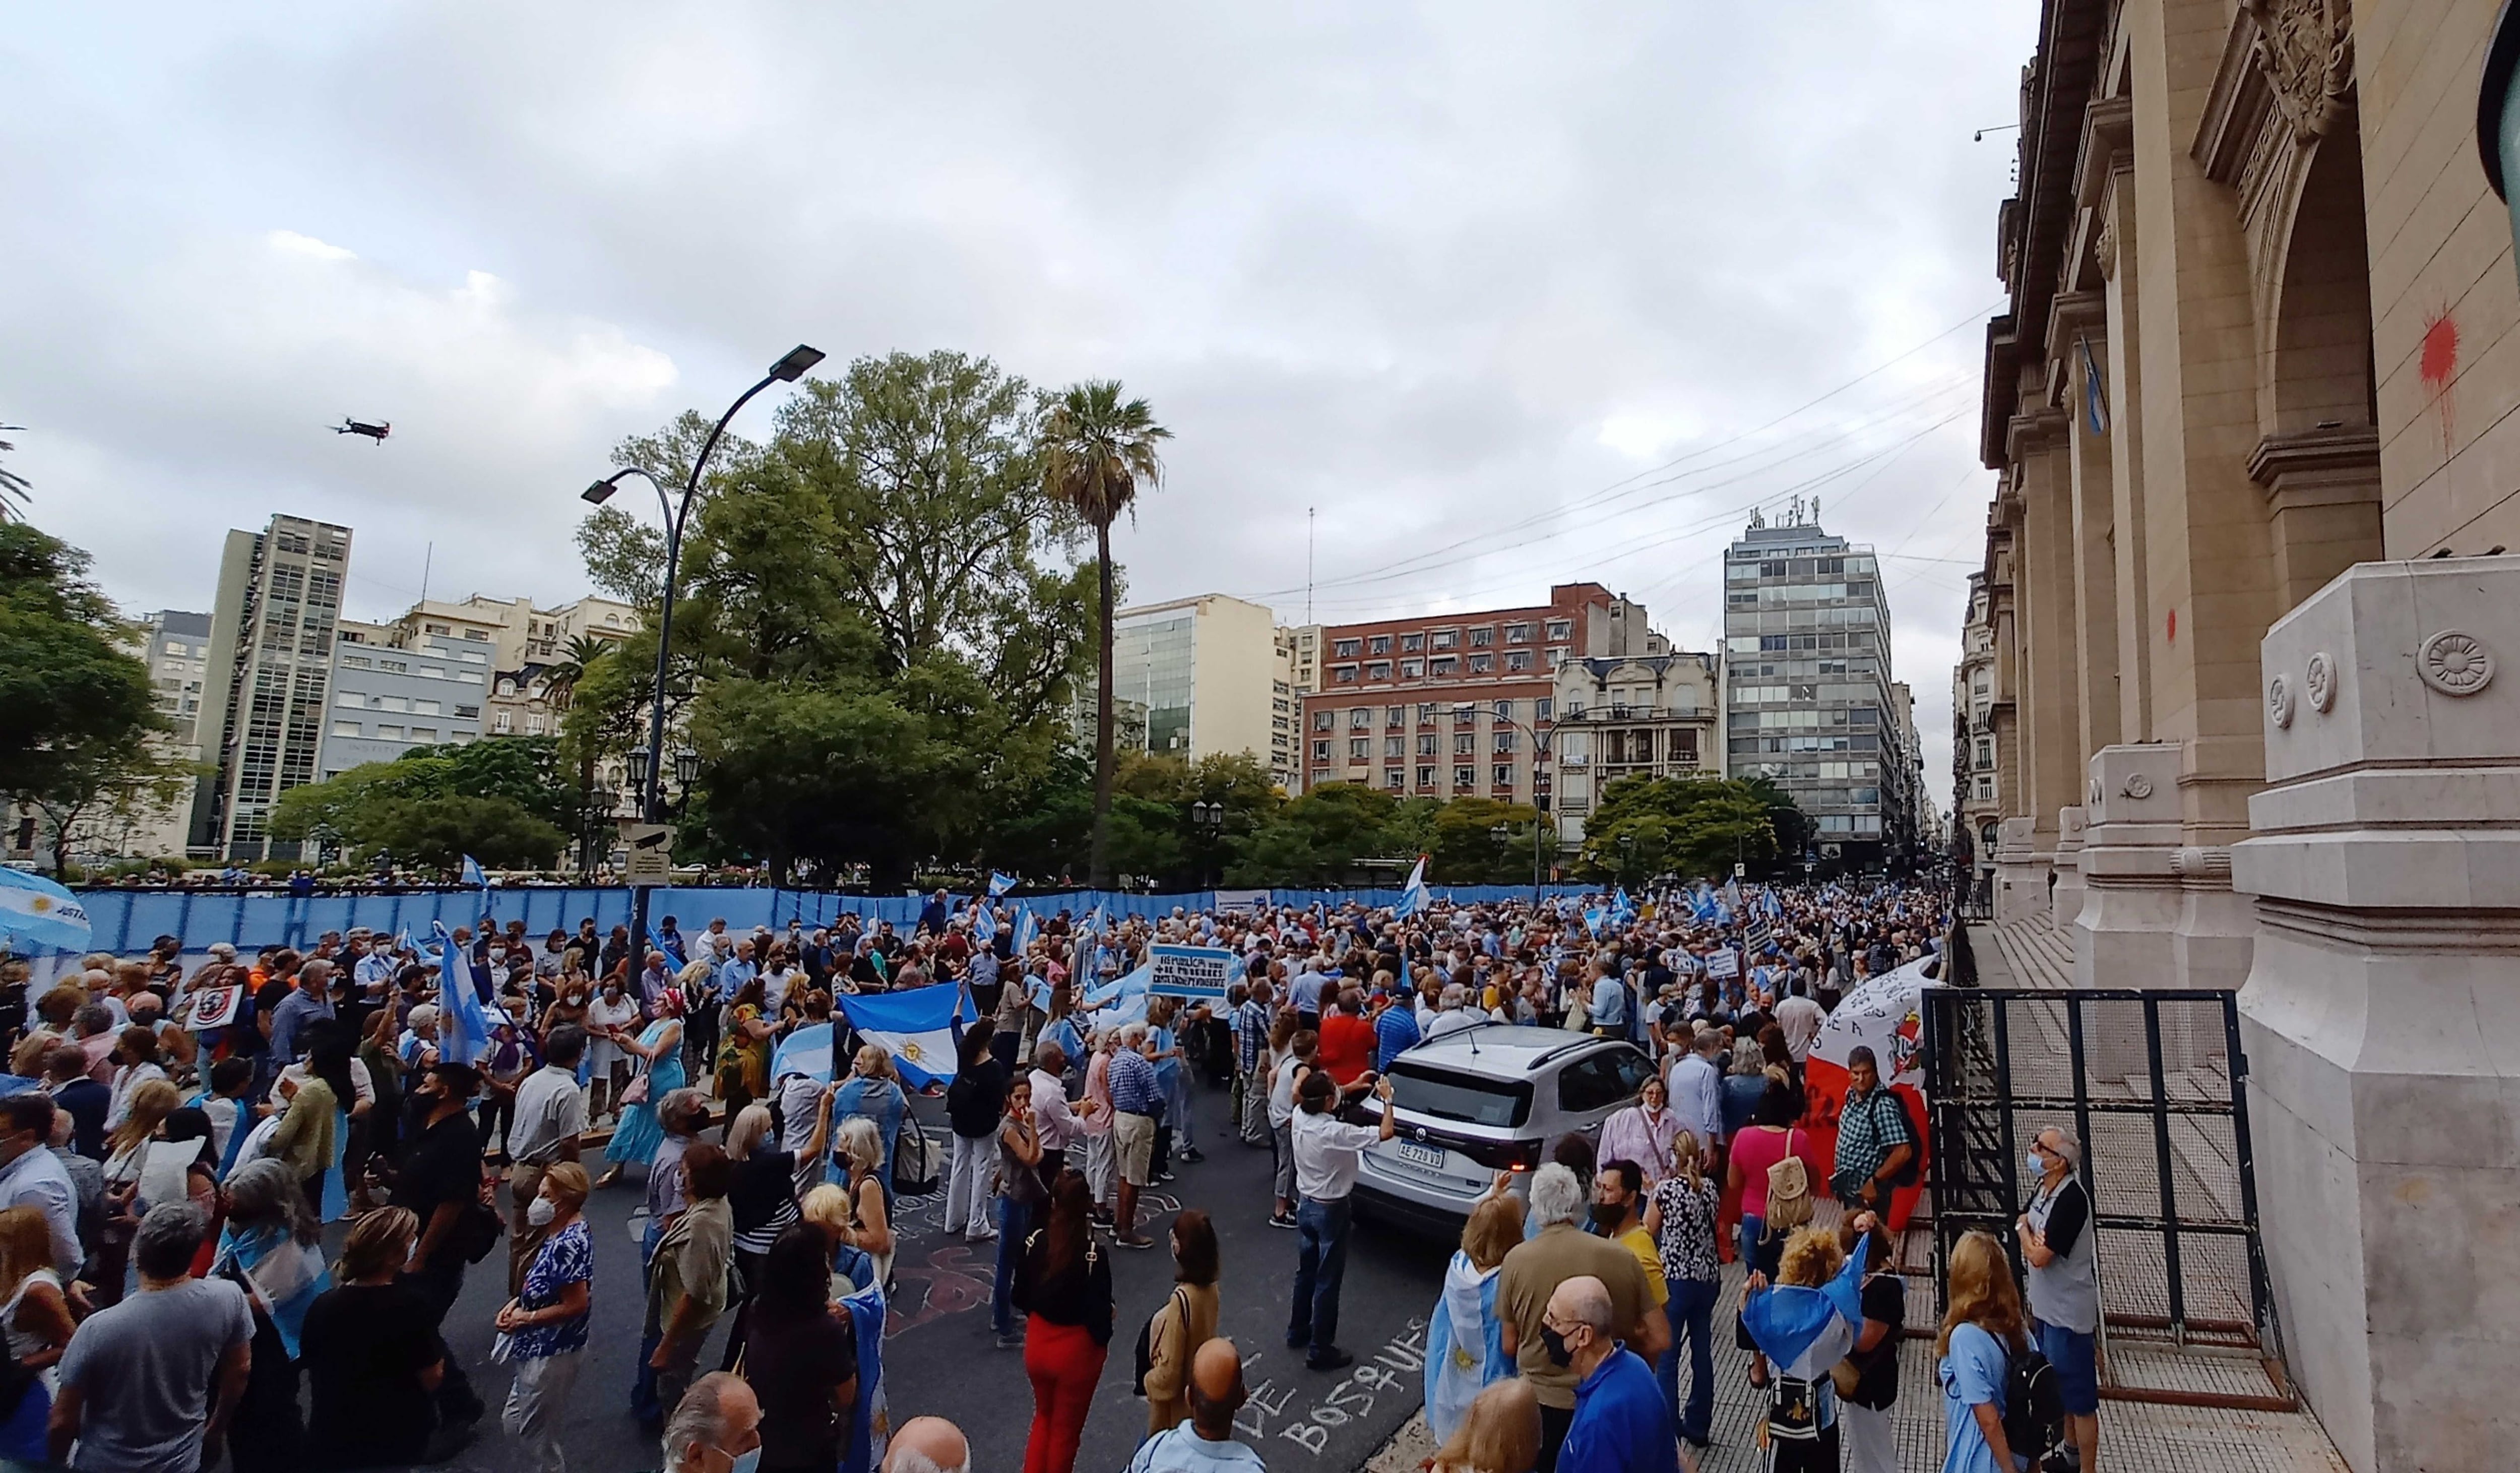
[1741,1237,1869,1369]
[835,987,964,1088]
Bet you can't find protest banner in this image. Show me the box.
[1148,942,1237,1001]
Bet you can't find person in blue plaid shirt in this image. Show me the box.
[1106,1026,1163,1249]
[1229,978,1275,1146]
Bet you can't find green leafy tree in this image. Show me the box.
[1429,796,1555,885]
[359,795,567,871]
[1039,380,1171,889]
[17,736,198,876]
[1577,775,1786,883]
[268,737,578,873]
[0,525,165,837]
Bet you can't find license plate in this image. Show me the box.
[1397,1140,1447,1170]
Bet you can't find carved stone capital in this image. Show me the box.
[2247,426,2381,510]
[2242,0,2355,142]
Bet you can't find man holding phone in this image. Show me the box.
[1286,1068,1396,1372]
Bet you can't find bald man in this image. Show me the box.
[1548,1276,1674,1473]
[883,1416,971,1473]
[1126,1338,1266,1472]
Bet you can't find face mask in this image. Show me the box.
[2025,1150,2047,1179]
[726,1448,762,1473]
[527,1196,558,1227]
[1539,1324,1574,1368]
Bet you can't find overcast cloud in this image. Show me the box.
[2,2,2035,816]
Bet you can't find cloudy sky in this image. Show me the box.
[5,2,2033,814]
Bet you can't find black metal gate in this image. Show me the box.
[1920,987,2296,1409]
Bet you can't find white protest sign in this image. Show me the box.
[186,986,243,1031]
[1704,950,1740,981]
[1148,943,1237,1001]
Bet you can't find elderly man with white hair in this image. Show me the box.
[884,1415,972,1473]
[1497,1164,1669,1471]
[659,1372,761,1473]
[2019,1124,2100,1473]
[1425,983,1484,1043]
[1545,1273,1673,1473]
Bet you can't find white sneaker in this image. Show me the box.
[966,1226,999,1242]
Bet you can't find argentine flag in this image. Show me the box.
[1011,905,1038,954]
[460,854,487,888]
[0,869,91,953]
[431,923,503,1068]
[1396,856,1431,919]
[835,986,965,1088]
[771,1022,837,1083]
[988,871,1019,898]
[970,903,996,945]
[1742,1236,1870,1371]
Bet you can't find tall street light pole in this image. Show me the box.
[1457,702,1553,908]
[583,344,824,964]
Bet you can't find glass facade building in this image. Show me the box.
[1112,610,1197,756]
[1721,514,1902,863]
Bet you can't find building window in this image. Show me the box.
[1468,627,1493,647]
[1417,734,1438,756]
[412,699,442,716]
[1313,741,1331,761]
[1368,635,1391,655]
[1493,763,1514,785]
[1334,665,1358,684]
[1384,736,1404,758]
[1348,738,1369,760]
[1431,630,1458,651]
[425,623,451,636]
[372,695,407,713]
[375,723,405,740]
[1385,768,1405,789]
[454,704,480,719]
[1349,708,1373,730]
[1430,655,1457,676]
[1455,765,1475,788]
[1494,731,1517,753]
[526,715,545,735]
[1469,654,1493,673]
[1506,650,1533,671]
[333,690,363,709]
[1493,699,1515,720]
[1975,739,1993,770]
[1417,765,1436,788]
[1333,638,1361,658]
[1401,633,1424,652]
[1535,697,1554,720]
[408,726,437,742]
[1367,661,1392,680]
[1418,703,1437,725]
[1546,646,1568,668]
[1400,659,1423,679]
[330,720,361,738]
[1385,706,1406,728]
[1504,622,1532,643]
[339,654,370,670]
[1454,733,1475,755]
[1546,619,1573,640]
[1314,710,1334,732]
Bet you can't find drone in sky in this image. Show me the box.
[332,417,392,444]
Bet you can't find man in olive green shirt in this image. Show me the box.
[640,1143,734,1428]
[1495,1163,1668,1472]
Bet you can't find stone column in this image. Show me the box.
[2013,416,2081,874]
[2063,316,2123,757]
[2235,556,2520,1473]
[2049,805,2087,927]
[2072,744,2182,992]
[1992,816,2041,924]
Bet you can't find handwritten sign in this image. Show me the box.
[1148,943,1236,1001]
[186,986,242,1031]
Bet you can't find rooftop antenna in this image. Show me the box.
[1811,497,1820,526]
[419,541,432,605]
[1305,507,1315,625]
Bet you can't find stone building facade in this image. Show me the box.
[1549,651,1723,847]
[1972,2,2520,1467]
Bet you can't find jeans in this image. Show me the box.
[1657,1275,1719,1442]
[991,1194,1027,1335]
[1287,1195,1352,1359]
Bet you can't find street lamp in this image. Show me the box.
[582,344,824,958]
[1456,701,1554,907]
[584,783,618,879]
[674,749,702,789]
[1190,801,1223,888]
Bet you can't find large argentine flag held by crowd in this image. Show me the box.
[836,987,964,1088]
[1396,856,1431,918]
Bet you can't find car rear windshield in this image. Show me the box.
[1389,1060,1533,1129]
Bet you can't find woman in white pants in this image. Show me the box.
[497,1162,595,1473]
[943,1028,1007,1240]
[1836,1211,1906,1473]
[1082,1028,1119,1216]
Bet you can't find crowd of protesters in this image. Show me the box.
[0,874,2107,1473]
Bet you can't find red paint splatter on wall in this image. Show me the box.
[2167,607,2176,644]
[2421,310,2459,450]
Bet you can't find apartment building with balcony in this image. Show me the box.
[190,515,354,860]
[1549,651,1722,846]
[1294,583,1662,805]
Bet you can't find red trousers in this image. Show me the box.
[1022,1315,1107,1473]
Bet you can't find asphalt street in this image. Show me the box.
[389,1082,1455,1472]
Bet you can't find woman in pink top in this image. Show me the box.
[1724,1077,1821,1267]
[1597,1075,1681,1185]
[1080,1029,1117,1222]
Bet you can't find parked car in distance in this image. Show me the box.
[1350,1024,1656,1234]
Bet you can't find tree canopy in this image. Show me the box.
[1575,774,1793,884]
[268,736,574,872]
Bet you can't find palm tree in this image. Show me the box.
[1041,381,1172,888]
[544,633,615,711]
[0,425,31,523]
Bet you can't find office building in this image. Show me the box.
[1079,594,1282,767]
[1549,650,1722,847]
[1295,582,1662,806]
[188,515,354,860]
[314,620,491,779]
[1719,507,1912,867]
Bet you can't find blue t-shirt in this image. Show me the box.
[1373,1006,1421,1069]
[1557,1348,1672,1473]
[1938,1321,2010,1473]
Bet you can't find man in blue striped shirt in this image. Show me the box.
[1107,1025,1162,1249]
[1371,990,1421,1071]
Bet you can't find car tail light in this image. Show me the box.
[1451,1136,1543,1173]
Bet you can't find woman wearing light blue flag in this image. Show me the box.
[214,1158,334,1471]
[1739,1225,1870,1469]
[1423,1193,1520,1443]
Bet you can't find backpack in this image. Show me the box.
[892,1124,940,1196]
[1765,1129,1812,1234]
[1879,1089,1924,1189]
[2002,1338,2065,1464]
[1131,1286,1188,1396]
